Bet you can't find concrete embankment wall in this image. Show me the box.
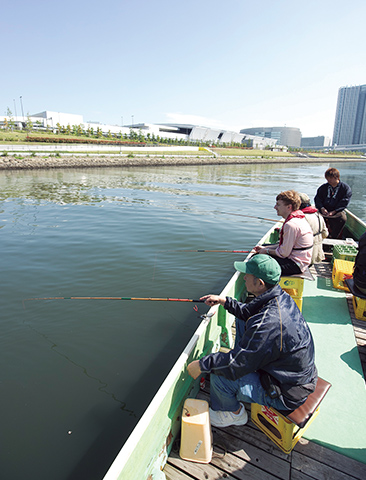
[1,154,365,170]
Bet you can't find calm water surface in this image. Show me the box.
[1,161,365,479]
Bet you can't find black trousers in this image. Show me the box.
[323,211,347,239]
[273,256,302,276]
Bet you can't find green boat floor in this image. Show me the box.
[302,276,366,464]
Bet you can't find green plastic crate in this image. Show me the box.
[332,244,358,264]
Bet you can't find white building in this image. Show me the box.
[300,136,332,149]
[1,110,279,148]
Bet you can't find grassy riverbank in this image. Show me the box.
[213,147,366,159]
[1,130,365,169]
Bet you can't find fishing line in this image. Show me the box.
[218,211,280,223]
[152,252,158,281]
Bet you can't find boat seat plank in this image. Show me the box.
[285,377,331,428]
[323,238,358,247]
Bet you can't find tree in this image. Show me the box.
[137,129,145,142]
[26,113,33,132]
[129,128,138,140]
[7,107,15,130]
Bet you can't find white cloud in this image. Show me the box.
[291,109,336,138]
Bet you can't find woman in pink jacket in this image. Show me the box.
[254,190,313,275]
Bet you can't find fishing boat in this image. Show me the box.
[103,209,366,480]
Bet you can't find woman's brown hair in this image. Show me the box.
[276,190,301,211]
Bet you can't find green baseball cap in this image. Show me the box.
[234,254,281,285]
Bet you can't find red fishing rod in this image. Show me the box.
[24,296,206,303]
[167,249,251,253]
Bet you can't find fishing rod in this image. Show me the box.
[164,249,251,253]
[24,296,206,303]
[219,211,281,223]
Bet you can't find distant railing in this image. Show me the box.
[0,144,200,153]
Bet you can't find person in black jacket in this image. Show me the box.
[353,231,366,295]
[314,167,352,239]
[187,255,318,428]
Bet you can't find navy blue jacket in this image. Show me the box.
[354,231,366,290]
[199,285,317,409]
[314,181,352,213]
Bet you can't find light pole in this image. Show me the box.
[13,99,17,118]
[121,116,123,126]
[20,96,24,119]
[132,115,134,126]
[20,96,25,125]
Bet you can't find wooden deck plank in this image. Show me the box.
[291,450,365,480]
[211,427,290,479]
[290,471,322,480]
[294,438,366,479]
[352,328,366,340]
[210,451,286,480]
[164,462,200,479]
[167,451,238,480]
[168,449,288,480]
[345,288,366,380]
[227,423,291,460]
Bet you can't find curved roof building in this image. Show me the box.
[240,126,302,147]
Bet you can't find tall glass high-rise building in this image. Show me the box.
[332,84,366,146]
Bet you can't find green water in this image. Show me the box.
[0,162,365,479]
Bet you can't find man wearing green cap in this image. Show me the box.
[187,254,317,428]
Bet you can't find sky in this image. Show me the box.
[1,0,365,138]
